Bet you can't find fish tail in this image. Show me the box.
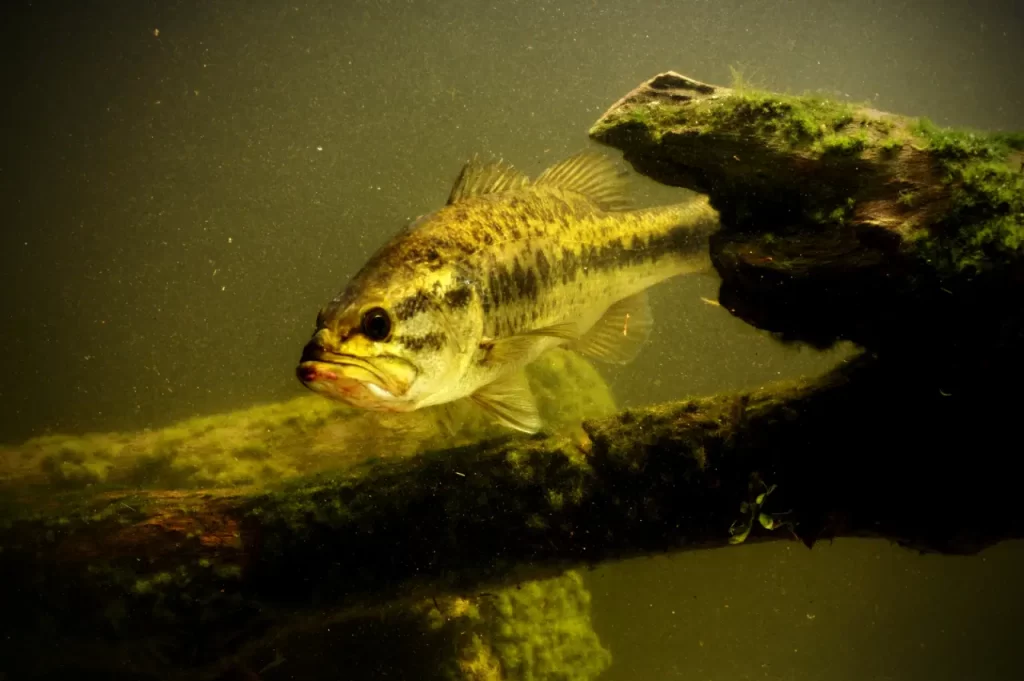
[634,195,720,275]
[668,194,720,245]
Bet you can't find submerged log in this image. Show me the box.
[589,71,1024,375]
[0,350,620,680]
[3,353,1023,679]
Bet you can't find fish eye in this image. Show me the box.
[360,306,392,342]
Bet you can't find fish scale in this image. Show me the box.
[451,190,712,339]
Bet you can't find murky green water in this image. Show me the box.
[2,0,1021,679]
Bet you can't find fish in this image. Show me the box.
[297,151,719,433]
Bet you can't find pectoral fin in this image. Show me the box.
[470,370,542,434]
[571,291,653,364]
[432,401,462,437]
[483,321,580,366]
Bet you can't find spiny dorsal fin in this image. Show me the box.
[571,291,653,364]
[447,156,531,204]
[533,151,633,211]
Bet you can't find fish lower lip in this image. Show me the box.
[297,363,338,383]
[301,354,391,387]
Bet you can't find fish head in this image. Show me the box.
[296,319,417,412]
[297,272,477,412]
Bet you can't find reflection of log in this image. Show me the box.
[3,353,1024,679]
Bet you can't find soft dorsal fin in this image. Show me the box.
[533,151,632,211]
[447,156,531,204]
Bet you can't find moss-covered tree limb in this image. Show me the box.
[4,353,1023,678]
[590,72,1024,365]
[0,350,620,680]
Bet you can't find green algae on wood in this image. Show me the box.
[5,350,1024,678]
[589,70,1023,277]
[0,348,616,679]
[208,570,609,681]
[0,348,615,495]
[589,71,1024,359]
[906,118,1024,273]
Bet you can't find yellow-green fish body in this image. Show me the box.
[297,152,719,432]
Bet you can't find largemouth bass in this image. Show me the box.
[297,151,719,433]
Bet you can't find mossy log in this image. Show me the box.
[590,72,1024,374]
[3,353,1023,679]
[0,350,619,680]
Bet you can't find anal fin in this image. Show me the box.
[571,291,653,364]
[469,370,542,434]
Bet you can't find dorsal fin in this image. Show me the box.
[532,151,632,211]
[447,156,531,204]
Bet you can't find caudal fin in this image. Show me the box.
[663,194,720,276]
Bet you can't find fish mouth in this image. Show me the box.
[297,344,415,410]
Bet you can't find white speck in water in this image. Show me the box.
[228,237,233,243]
[316,145,323,152]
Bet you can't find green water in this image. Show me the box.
[1,0,1022,679]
